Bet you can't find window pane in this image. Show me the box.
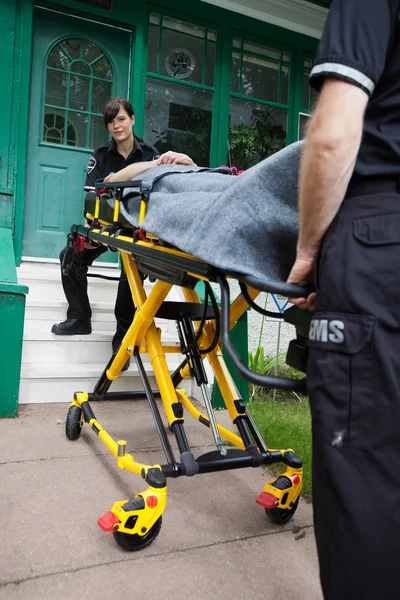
[150,13,160,25]
[67,112,88,147]
[242,53,280,103]
[92,56,113,80]
[69,74,90,111]
[148,25,159,73]
[60,39,81,61]
[228,98,287,169]
[231,52,240,93]
[281,64,290,105]
[161,29,204,84]
[48,45,70,70]
[207,30,217,42]
[145,78,213,166]
[90,115,108,148]
[233,37,242,49]
[243,41,280,61]
[92,80,112,113]
[45,70,67,107]
[162,16,205,38]
[298,113,311,140]
[282,52,291,63]
[43,108,66,144]
[83,41,102,63]
[205,41,216,87]
[71,61,91,75]
[302,73,310,110]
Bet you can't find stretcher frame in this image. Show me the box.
[65,180,309,551]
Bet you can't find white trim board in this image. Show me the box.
[200,0,328,38]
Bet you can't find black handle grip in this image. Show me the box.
[216,275,307,393]
[228,271,313,299]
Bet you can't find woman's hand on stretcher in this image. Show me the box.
[158,151,197,166]
[287,255,317,311]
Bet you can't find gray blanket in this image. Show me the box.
[117,141,303,284]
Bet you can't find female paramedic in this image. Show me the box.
[288,0,400,598]
[51,97,195,370]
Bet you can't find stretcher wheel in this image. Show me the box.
[113,516,162,551]
[65,405,83,441]
[265,497,299,525]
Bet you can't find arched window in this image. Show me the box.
[43,38,114,149]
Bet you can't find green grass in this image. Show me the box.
[248,390,313,499]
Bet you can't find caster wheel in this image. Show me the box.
[113,517,162,551]
[65,405,83,441]
[265,497,299,525]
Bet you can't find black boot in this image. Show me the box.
[51,318,92,335]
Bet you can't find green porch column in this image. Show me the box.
[0,228,28,418]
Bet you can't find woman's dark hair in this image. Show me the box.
[103,97,134,128]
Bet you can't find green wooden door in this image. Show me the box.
[22,7,132,259]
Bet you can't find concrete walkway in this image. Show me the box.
[0,401,322,600]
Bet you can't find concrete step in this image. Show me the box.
[19,362,160,404]
[21,331,181,364]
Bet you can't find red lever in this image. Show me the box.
[256,492,278,509]
[97,511,120,532]
[75,235,86,253]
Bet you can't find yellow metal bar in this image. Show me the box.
[106,254,172,379]
[113,198,120,223]
[94,196,100,220]
[120,253,182,425]
[139,200,147,224]
[176,389,245,450]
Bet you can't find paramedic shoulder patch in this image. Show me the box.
[87,156,97,174]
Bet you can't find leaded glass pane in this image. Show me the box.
[45,70,67,107]
[71,61,91,75]
[70,74,90,111]
[60,38,81,61]
[84,41,102,63]
[92,80,112,113]
[67,111,88,147]
[48,45,70,70]
[92,56,113,79]
[90,115,108,149]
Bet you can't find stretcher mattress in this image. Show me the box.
[110,141,303,282]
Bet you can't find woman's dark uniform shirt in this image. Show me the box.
[309,0,400,177]
[85,137,160,186]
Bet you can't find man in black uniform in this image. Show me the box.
[287,1,400,598]
[52,97,195,370]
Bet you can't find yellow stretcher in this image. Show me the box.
[65,180,311,551]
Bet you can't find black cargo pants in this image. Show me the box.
[307,186,400,600]
[59,245,135,351]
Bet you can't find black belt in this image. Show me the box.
[346,175,400,199]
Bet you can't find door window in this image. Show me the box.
[43,38,114,149]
